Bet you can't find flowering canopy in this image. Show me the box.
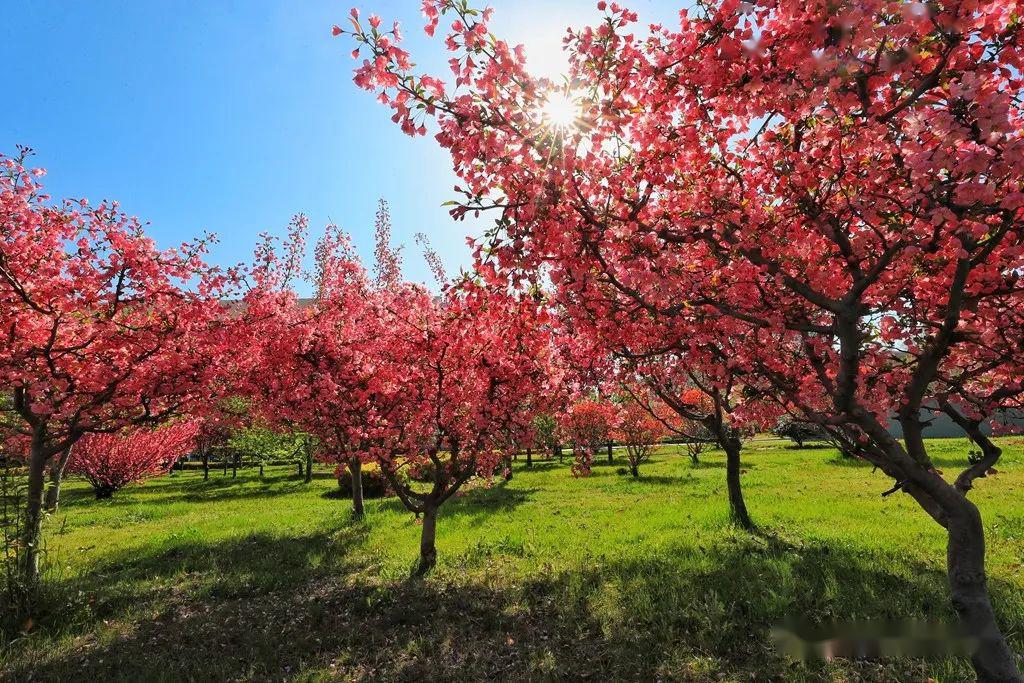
[1,148,238,579]
[0,150,235,459]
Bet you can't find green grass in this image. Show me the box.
[2,437,1023,681]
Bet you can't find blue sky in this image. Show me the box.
[2,1,679,289]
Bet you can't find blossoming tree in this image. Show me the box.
[242,213,383,516]
[560,398,617,477]
[340,1,1024,676]
[370,280,557,575]
[614,396,666,478]
[0,150,235,581]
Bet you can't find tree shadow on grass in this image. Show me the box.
[618,474,699,487]
[369,484,540,530]
[7,528,1016,682]
[782,443,835,451]
[678,460,759,472]
[516,460,563,472]
[72,471,330,507]
[444,485,539,528]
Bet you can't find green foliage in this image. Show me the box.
[227,428,306,465]
[0,458,33,640]
[531,413,559,451]
[0,438,1020,681]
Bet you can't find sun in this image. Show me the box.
[541,90,579,131]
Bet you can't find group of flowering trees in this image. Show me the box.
[557,395,669,479]
[0,148,238,581]
[4,0,1024,675]
[0,138,732,607]
[240,202,561,574]
[0,151,561,582]
[341,0,1024,677]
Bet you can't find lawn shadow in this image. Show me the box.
[7,529,1009,681]
[76,470,331,507]
[74,524,370,619]
[516,462,565,474]
[682,459,759,472]
[367,484,539,529]
[782,443,834,451]
[620,474,696,487]
[444,484,539,524]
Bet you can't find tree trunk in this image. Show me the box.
[630,464,639,478]
[723,437,753,531]
[222,455,228,476]
[349,458,364,519]
[607,440,614,463]
[943,495,1023,681]
[416,505,438,576]
[526,448,533,468]
[232,452,238,478]
[893,407,1022,681]
[259,462,264,477]
[43,446,73,512]
[203,448,210,480]
[556,444,563,462]
[504,455,513,481]
[297,460,303,477]
[21,438,48,583]
[304,446,313,484]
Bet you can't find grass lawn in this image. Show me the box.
[2,437,1023,681]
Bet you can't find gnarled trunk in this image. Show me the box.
[304,445,313,484]
[348,458,364,518]
[43,446,73,512]
[722,436,753,531]
[416,505,438,576]
[526,447,533,468]
[884,408,1021,682]
[607,440,614,463]
[944,494,1021,681]
[202,448,210,480]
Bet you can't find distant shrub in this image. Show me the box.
[772,418,828,448]
[616,467,629,476]
[69,422,199,499]
[335,462,393,498]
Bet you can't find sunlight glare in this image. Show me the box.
[542,91,578,131]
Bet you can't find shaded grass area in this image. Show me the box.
[2,438,1023,681]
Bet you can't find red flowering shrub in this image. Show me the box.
[615,401,667,478]
[561,400,618,477]
[69,421,199,499]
